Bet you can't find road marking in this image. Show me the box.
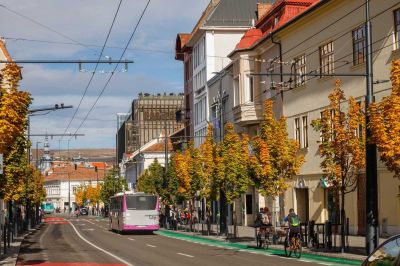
[81,228,95,231]
[84,219,96,225]
[146,244,156,248]
[177,253,194,258]
[68,220,134,266]
[128,238,136,241]
[76,224,86,226]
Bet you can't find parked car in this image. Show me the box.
[362,234,400,266]
[79,207,88,216]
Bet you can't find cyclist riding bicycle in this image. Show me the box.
[284,208,300,245]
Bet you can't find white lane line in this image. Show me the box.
[146,244,156,248]
[84,219,96,225]
[81,228,95,231]
[177,253,194,258]
[128,238,136,241]
[68,220,134,266]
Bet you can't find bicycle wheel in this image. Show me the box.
[256,234,262,248]
[264,234,269,250]
[284,238,291,257]
[293,236,302,258]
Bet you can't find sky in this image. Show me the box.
[0,0,209,150]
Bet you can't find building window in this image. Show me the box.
[294,118,301,145]
[302,116,308,148]
[248,75,254,102]
[234,78,240,106]
[319,42,334,76]
[294,54,306,86]
[352,25,366,65]
[395,9,400,49]
[246,194,253,214]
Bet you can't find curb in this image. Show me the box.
[155,230,362,266]
[0,225,42,266]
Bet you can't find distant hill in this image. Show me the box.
[31,148,116,164]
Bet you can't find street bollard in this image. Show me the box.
[325,220,332,250]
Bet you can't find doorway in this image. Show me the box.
[296,188,309,222]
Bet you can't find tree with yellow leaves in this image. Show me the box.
[172,142,204,230]
[214,122,252,235]
[199,123,217,205]
[198,123,217,231]
[369,60,400,178]
[311,80,365,252]
[0,63,32,202]
[250,100,304,198]
[74,185,87,207]
[0,64,31,155]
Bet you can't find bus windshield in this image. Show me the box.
[126,195,157,210]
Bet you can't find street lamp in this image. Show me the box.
[35,141,42,169]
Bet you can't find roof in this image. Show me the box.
[0,39,13,62]
[43,163,106,182]
[204,0,274,27]
[142,141,173,153]
[230,0,320,55]
[175,33,192,61]
[89,162,108,169]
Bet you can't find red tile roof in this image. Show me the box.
[142,141,173,153]
[233,0,319,52]
[44,163,106,182]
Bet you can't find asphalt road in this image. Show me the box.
[17,215,330,266]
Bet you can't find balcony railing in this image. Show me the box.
[232,102,263,126]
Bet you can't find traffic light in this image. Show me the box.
[95,166,98,172]
[74,164,77,170]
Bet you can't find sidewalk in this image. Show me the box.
[159,223,380,263]
[0,227,39,266]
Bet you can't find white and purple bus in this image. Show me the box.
[109,191,159,232]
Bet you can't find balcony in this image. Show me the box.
[233,102,263,126]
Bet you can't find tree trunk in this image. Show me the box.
[189,199,193,231]
[341,186,346,253]
[233,201,237,239]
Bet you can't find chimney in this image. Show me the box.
[256,3,273,21]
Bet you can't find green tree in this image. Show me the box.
[163,154,180,205]
[137,159,164,194]
[100,167,128,205]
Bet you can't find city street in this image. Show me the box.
[16,215,339,266]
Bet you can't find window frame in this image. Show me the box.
[352,25,366,65]
[395,9,400,50]
[249,75,254,102]
[294,54,306,87]
[294,117,301,146]
[319,41,334,77]
[302,115,308,148]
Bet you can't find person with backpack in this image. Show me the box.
[284,208,301,245]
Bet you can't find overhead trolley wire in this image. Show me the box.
[70,0,151,139]
[61,0,124,140]
[0,4,99,54]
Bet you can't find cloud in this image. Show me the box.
[1,0,209,148]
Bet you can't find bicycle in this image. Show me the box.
[256,225,271,249]
[284,229,302,258]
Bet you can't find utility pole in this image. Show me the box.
[35,142,42,169]
[365,0,378,255]
[216,71,227,236]
[164,121,168,173]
